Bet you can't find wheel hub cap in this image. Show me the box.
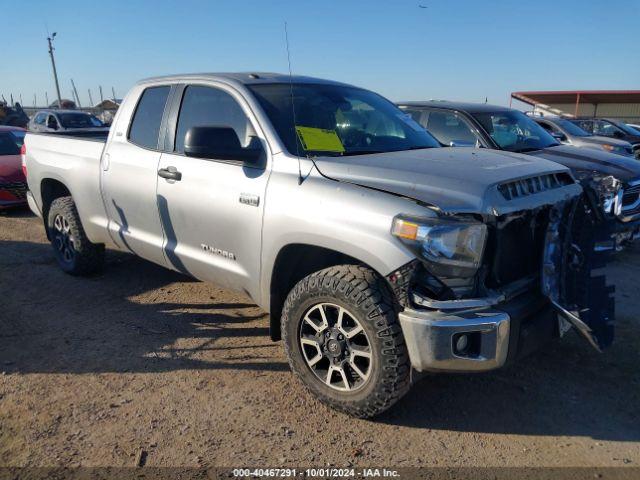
[299,303,373,392]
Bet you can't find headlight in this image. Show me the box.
[572,172,623,217]
[601,144,624,154]
[391,215,488,276]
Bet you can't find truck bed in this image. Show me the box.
[24,130,110,244]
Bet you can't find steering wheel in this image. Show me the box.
[341,129,374,148]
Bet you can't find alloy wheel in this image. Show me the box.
[299,302,373,392]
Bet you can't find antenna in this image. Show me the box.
[284,21,304,185]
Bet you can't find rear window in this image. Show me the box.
[128,86,171,149]
[0,132,20,155]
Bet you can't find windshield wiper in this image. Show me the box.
[341,150,387,156]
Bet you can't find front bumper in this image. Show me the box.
[398,291,555,372]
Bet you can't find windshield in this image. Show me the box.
[248,83,440,156]
[554,118,591,137]
[58,113,104,129]
[615,121,640,136]
[472,110,559,153]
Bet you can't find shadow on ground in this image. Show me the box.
[0,239,286,376]
[0,236,639,442]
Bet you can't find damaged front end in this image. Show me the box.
[388,178,615,372]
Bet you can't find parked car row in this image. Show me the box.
[21,72,636,417]
[532,115,635,157]
[397,101,640,245]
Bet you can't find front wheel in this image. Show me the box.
[281,265,411,418]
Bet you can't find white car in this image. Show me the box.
[28,110,109,134]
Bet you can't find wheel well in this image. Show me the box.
[269,244,365,341]
[40,179,71,239]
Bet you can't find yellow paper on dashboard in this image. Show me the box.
[295,126,345,153]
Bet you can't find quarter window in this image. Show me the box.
[175,85,251,154]
[128,86,171,149]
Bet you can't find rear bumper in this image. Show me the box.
[398,292,555,372]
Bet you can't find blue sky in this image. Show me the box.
[2,0,638,109]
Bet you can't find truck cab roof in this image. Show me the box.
[139,72,355,88]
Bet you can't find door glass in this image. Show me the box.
[426,111,477,145]
[175,85,251,153]
[128,86,171,149]
[47,116,59,129]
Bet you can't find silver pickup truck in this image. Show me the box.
[23,73,614,418]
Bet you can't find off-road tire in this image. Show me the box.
[47,196,104,275]
[281,265,411,418]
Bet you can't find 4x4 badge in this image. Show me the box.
[239,193,260,207]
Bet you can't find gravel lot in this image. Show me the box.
[1,209,639,468]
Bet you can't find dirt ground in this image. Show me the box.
[1,209,639,469]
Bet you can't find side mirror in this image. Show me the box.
[184,126,263,163]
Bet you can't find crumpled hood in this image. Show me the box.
[313,147,582,215]
[531,145,640,183]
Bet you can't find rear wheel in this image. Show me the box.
[47,196,104,275]
[281,265,411,418]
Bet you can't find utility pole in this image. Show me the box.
[71,79,82,108]
[88,89,94,106]
[47,33,63,108]
[45,92,49,106]
[33,94,37,107]
[99,85,104,103]
[112,87,116,102]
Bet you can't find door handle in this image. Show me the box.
[158,167,182,181]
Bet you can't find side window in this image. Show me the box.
[175,85,251,154]
[400,108,424,124]
[128,86,171,149]
[426,111,477,145]
[47,115,59,129]
[538,121,554,133]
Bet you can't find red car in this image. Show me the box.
[0,126,27,210]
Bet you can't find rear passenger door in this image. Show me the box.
[100,84,173,266]
[156,83,270,298]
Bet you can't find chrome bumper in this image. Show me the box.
[398,306,510,373]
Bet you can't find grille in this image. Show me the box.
[622,183,640,214]
[0,181,28,200]
[498,173,574,201]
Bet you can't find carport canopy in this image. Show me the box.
[511,90,640,118]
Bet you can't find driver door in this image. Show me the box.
[156,83,270,299]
